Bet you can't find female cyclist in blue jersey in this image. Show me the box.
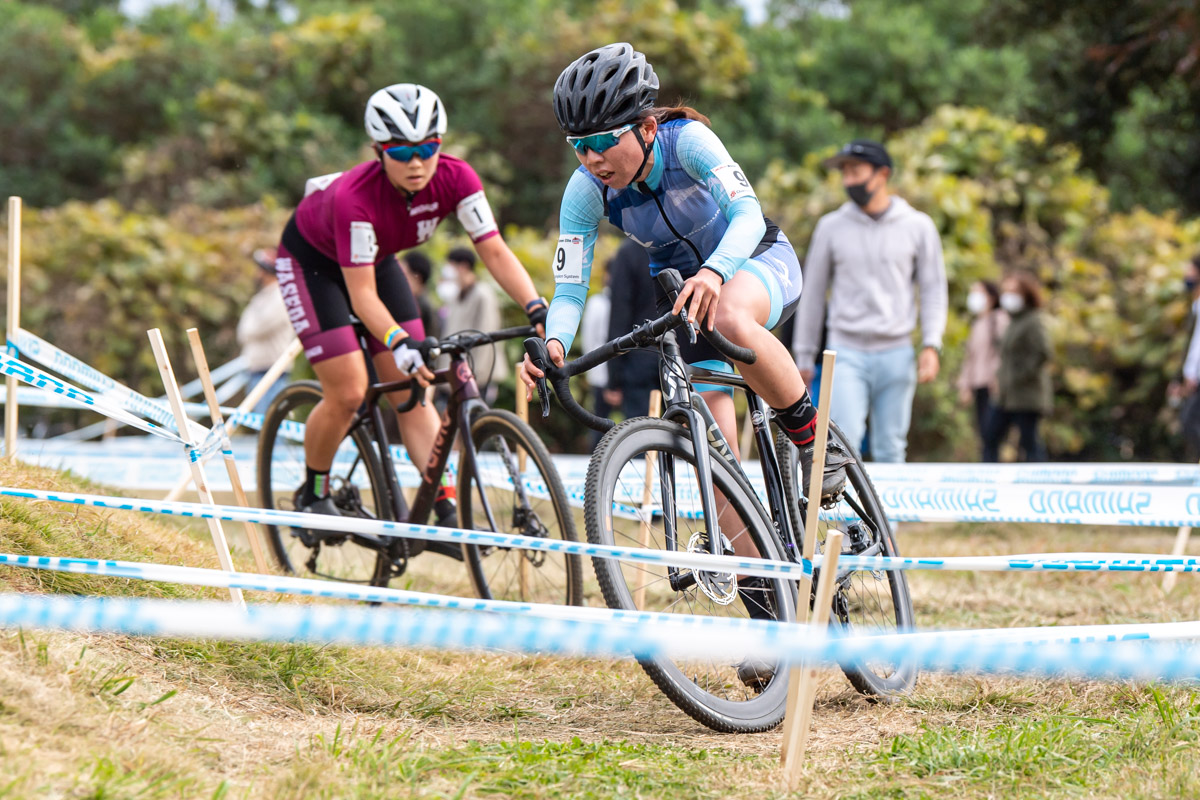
[518,44,853,668]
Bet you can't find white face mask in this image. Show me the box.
[966,291,989,316]
[435,278,458,304]
[999,292,1025,314]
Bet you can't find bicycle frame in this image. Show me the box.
[652,330,803,592]
[345,328,534,564]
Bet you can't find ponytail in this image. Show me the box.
[645,105,711,127]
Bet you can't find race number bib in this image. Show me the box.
[709,163,757,204]
[349,221,379,264]
[553,235,585,284]
[456,191,498,240]
[304,171,343,197]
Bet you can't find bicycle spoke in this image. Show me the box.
[587,418,795,731]
[460,411,581,606]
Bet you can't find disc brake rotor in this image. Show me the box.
[515,505,548,567]
[685,530,737,605]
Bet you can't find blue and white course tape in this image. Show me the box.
[2,593,1200,684]
[4,552,1199,647]
[0,486,813,582]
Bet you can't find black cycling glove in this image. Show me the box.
[525,297,549,328]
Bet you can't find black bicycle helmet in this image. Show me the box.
[553,43,659,135]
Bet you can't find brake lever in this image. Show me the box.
[523,338,552,418]
[656,268,697,344]
[679,309,698,344]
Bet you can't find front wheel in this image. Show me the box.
[256,380,391,585]
[586,417,796,733]
[458,409,583,606]
[776,423,917,697]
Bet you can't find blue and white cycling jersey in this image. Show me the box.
[546,119,801,352]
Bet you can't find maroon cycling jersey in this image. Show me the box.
[294,154,500,269]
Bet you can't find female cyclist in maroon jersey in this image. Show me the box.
[275,83,547,525]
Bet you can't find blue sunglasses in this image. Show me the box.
[566,123,635,155]
[381,138,442,162]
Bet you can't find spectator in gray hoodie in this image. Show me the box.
[792,139,948,462]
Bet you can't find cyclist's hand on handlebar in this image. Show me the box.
[671,267,723,331]
[392,337,438,385]
[517,339,565,401]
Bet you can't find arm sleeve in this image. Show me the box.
[791,218,833,365]
[916,214,949,350]
[545,169,604,352]
[676,123,766,282]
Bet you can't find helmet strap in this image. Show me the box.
[596,123,653,217]
[632,125,654,185]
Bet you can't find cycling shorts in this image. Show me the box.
[652,237,801,395]
[277,214,423,365]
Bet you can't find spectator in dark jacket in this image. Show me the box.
[399,250,439,340]
[605,240,660,421]
[984,270,1051,462]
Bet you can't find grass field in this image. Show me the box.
[0,459,1198,798]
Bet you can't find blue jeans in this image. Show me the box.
[827,345,917,463]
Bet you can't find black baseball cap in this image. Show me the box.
[402,250,432,283]
[823,139,893,170]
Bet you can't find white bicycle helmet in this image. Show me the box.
[364,83,447,143]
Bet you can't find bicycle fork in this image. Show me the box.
[663,396,733,592]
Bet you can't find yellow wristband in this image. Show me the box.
[384,325,403,349]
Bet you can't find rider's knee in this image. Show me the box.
[713,298,757,342]
[326,383,366,414]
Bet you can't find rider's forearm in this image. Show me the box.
[474,235,541,307]
[545,283,588,353]
[344,277,405,346]
[703,196,766,282]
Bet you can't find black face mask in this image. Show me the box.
[1187,278,1198,294]
[846,177,877,207]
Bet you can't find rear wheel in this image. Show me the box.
[776,422,917,697]
[458,409,583,606]
[586,417,795,733]
[257,380,391,584]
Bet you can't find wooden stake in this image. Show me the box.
[5,197,21,459]
[781,531,843,786]
[187,328,271,574]
[515,383,529,473]
[1163,525,1192,594]
[780,350,836,766]
[515,386,531,598]
[633,389,662,610]
[164,337,300,502]
[148,328,244,608]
